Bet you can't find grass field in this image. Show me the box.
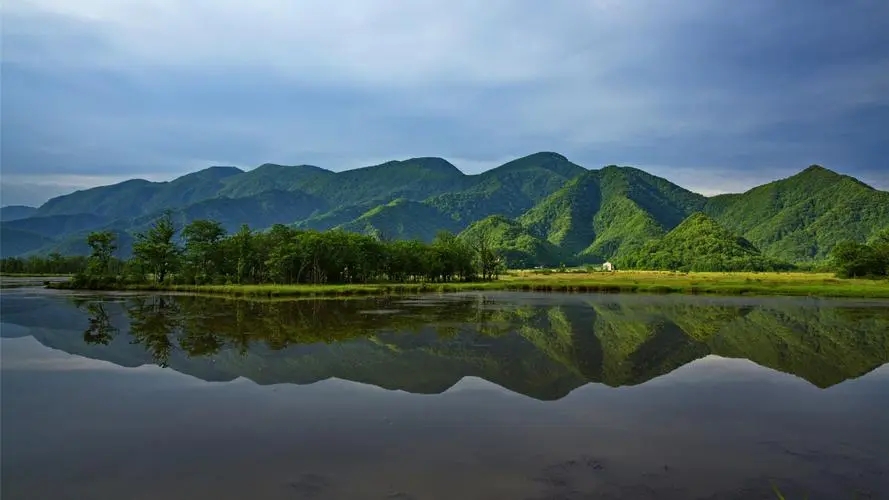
[48,270,889,299]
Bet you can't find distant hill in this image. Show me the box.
[518,166,707,262]
[35,166,245,219]
[703,165,889,261]
[3,155,887,265]
[618,213,791,271]
[0,226,57,257]
[1,213,111,239]
[0,205,37,221]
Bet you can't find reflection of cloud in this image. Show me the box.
[2,0,888,204]
[1,337,126,371]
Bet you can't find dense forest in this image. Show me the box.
[3,154,888,271]
[35,212,506,287]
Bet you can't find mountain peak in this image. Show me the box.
[489,152,585,178]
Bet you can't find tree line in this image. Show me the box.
[70,212,504,288]
[0,253,91,275]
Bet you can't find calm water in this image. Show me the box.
[2,287,888,499]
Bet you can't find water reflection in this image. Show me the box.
[13,292,889,400]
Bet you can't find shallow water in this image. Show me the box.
[2,288,888,499]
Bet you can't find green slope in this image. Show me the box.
[704,165,889,261]
[153,189,328,234]
[619,213,789,271]
[313,157,469,206]
[519,166,706,261]
[1,213,111,239]
[215,163,334,198]
[293,202,381,232]
[0,227,57,257]
[35,166,244,218]
[427,152,586,223]
[336,199,462,242]
[458,215,565,267]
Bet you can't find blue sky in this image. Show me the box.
[2,0,888,206]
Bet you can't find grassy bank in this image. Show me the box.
[46,271,889,299]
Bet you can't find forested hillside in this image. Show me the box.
[618,213,792,272]
[3,153,887,272]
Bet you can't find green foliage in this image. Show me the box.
[132,211,181,283]
[831,235,889,279]
[181,219,227,284]
[619,213,794,272]
[66,213,498,287]
[85,231,118,277]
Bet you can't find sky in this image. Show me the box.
[2,0,888,207]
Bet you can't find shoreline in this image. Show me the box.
[44,271,889,299]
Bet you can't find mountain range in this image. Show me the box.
[3,153,887,266]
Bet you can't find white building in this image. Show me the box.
[602,262,614,272]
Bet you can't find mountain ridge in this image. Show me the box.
[3,155,886,266]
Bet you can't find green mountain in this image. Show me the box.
[5,155,887,265]
[1,213,111,239]
[141,189,328,234]
[458,215,565,268]
[215,163,334,198]
[519,166,707,261]
[427,152,586,222]
[35,166,245,219]
[0,205,37,221]
[619,212,790,271]
[704,165,889,262]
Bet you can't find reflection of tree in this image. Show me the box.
[126,296,182,367]
[82,303,118,345]
[101,293,889,396]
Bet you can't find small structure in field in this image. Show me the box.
[602,262,614,272]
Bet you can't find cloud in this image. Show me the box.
[2,0,888,205]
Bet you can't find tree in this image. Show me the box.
[832,241,886,279]
[86,231,117,277]
[182,219,227,284]
[465,227,501,280]
[229,224,257,284]
[133,211,181,283]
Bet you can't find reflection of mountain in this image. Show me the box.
[4,292,889,400]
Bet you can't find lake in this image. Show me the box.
[1,287,888,499]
